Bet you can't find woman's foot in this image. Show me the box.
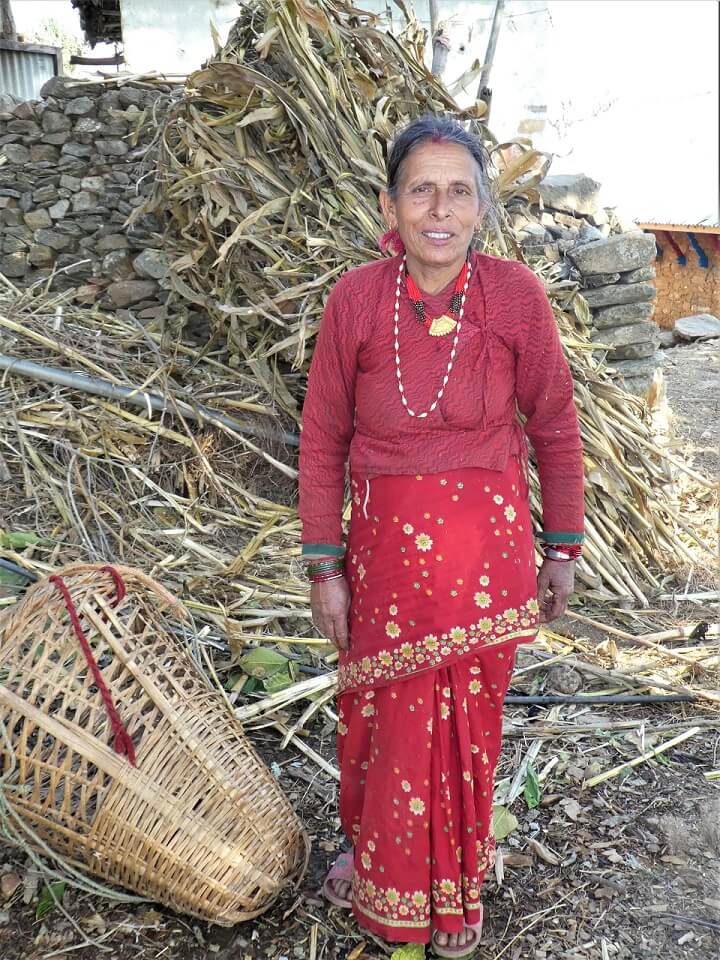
[431,909,483,958]
[322,850,354,909]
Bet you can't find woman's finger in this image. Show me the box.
[333,615,349,651]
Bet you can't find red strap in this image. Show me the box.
[49,567,136,766]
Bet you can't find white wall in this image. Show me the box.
[363,0,719,224]
[120,0,238,75]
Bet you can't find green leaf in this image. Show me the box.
[238,647,299,693]
[0,531,40,550]
[524,761,542,810]
[492,804,519,841]
[238,647,293,679]
[36,881,66,920]
[390,945,425,960]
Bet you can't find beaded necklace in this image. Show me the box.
[393,255,472,419]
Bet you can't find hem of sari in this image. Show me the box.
[351,900,483,945]
[338,625,537,695]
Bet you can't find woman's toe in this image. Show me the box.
[434,931,449,947]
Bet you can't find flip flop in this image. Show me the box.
[322,850,354,909]
[431,906,483,959]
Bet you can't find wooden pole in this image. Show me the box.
[476,0,505,103]
[0,0,17,40]
[429,0,440,35]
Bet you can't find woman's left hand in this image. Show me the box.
[536,558,575,623]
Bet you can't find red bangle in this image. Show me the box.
[309,572,345,584]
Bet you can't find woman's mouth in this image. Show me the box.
[421,230,454,245]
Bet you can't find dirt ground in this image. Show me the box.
[1,340,718,960]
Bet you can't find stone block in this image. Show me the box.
[577,223,605,245]
[43,131,71,146]
[583,282,656,309]
[590,320,659,347]
[584,273,620,289]
[30,144,60,163]
[96,139,129,157]
[539,174,602,216]
[611,352,665,378]
[611,339,660,360]
[64,97,96,117]
[81,176,105,193]
[1,143,30,163]
[60,174,81,192]
[34,229,72,252]
[49,198,71,219]
[3,235,29,254]
[23,208,53,230]
[40,78,99,100]
[0,252,28,277]
[41,110,72,134]
[102,250,135,280]
[593,302,655,329]
[12,100,37,121]
[28,244,55,267]
[72,191,99,212]
[674,314,720,341]
[32,185,58,204]
[96,234,129,253]
[61,142,94,159]
[568,232,657,275]
[619,265,656,284]
[132,248,170,280]
[7,119,41,136]
[107,279,159,307]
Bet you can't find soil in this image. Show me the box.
[1,342,719,960]
[661,338,720,479]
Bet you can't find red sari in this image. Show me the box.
[336,459,539,943]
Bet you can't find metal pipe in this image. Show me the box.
[0,354,300,448]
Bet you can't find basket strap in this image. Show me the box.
[49,569,136,767]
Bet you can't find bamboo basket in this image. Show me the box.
[0,564,308,925]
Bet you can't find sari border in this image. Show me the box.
[339,603,539,694]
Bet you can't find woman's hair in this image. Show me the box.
[386,115,497,226]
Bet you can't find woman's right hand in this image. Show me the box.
[311,576,351,650]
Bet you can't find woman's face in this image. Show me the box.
[381,140,485,275]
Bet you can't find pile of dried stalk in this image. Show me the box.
[0,1,715,623]
[131,0,714,603]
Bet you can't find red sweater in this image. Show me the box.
[298,251,584,551]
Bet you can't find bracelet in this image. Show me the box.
[305,558,345,577]
[309,572,345,584]
[540,543,582,562]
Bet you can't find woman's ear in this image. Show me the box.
[379,190,396,229]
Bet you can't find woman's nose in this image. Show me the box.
[430,189,452,218]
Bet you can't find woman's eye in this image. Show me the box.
[454,186,471,196]
[412,185,432,193]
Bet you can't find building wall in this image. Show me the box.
[119,0,237,75]
[647,230,720,329]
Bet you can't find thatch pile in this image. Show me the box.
[0,0,714,623]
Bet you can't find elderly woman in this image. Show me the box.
[298,116,584,957]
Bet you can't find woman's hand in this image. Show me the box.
[536,558,575,623]
[311,577,351,650]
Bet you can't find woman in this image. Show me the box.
[298,116,584,957]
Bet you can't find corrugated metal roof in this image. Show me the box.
[0,42,59,100]
[635,221,720,234]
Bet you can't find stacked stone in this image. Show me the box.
[0,78,172,319]
[569,233,660,394]
[509,173,661,396]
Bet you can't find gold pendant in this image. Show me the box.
[428,315,457,337]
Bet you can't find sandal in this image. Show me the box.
[322,850,354,909]
[431,906,483,958]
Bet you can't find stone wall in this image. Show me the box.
[511,174,662,396]
[644,229,720,330]
[0,77,173,320]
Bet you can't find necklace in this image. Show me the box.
[393,254,472,419]
[405,260,470,337]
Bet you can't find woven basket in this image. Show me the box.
[0,563,308,925]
